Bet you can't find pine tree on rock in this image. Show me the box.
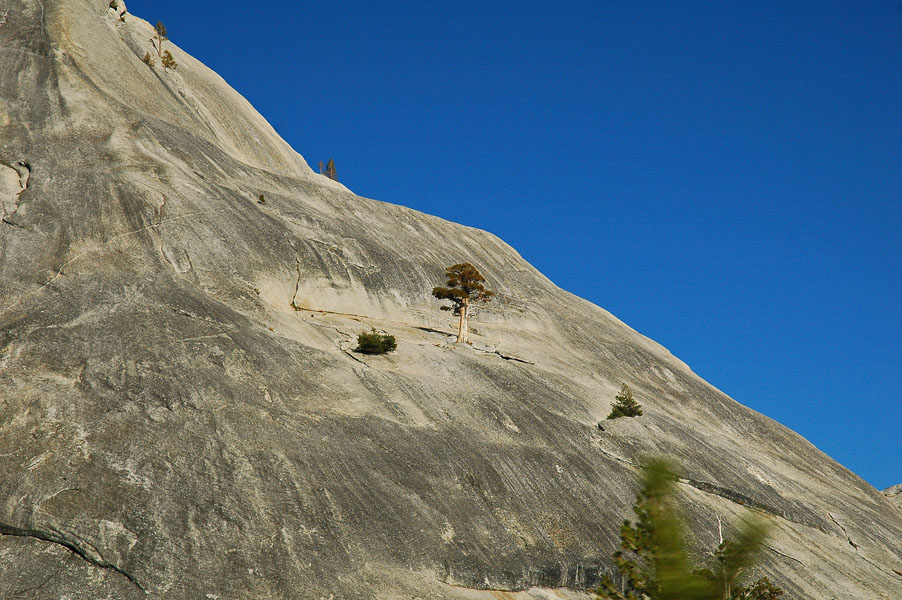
[607,383,644,419]
[154,21,168,57]
[324,158,337,181]
[432,262,494,344]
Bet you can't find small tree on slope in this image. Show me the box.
[432,262,494,344]
[154,21,168,57]
[161,49,177,70]
[607,383,644,419]
[324,158,337,181]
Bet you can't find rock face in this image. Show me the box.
[1,2,900,598]
[885,485,902,510]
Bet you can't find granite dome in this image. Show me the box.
[1,2,900,598]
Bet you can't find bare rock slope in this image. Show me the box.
[885,485,902,510]
[1,2,900,598]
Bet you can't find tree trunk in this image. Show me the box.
[456,299,469,344]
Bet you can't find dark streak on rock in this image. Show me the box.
[415,325,450,336]
[493,351,534,364]
[762,543,806,566]
[285,236,303,309]
[0,521,146,594]
[681,478,819,531]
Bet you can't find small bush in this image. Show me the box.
[607,383,643,419]
[161,49,177,70]
[355,328,396,355]
[257,194,266,204]
[735,576,786,600]
[142,52,155,67]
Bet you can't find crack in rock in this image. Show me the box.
[285,236,303,309]
[290,257,302,308]
[11,565,64,596]
[491,350,534,364]
[167,306,224,325]
[761,542,805,566]
[1,160,30,228]
[416,328,534,363]
[298,315,367,365]
[592,444,638,470]
[827,512,887,573]
[0,520,146,594]
[828,512,860,551]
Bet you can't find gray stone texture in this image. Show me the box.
[1,1,900,598]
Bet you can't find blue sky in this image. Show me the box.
[126,1,900,490]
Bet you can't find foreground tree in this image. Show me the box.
[596,458,782,600]
[432,262,494,344]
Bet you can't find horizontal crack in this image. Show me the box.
[1,216,28,229]
[415,325,449,336]
[0,521,146,594]
[493,350,534,364]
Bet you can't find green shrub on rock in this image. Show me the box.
[161,49,177,70]
[355,329,396,355]
[607,383,643,419]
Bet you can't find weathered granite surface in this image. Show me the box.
[885,485,902,510]
[1,2,900,598]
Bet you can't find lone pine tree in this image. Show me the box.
[607,383,644,419]
[320,158,337,181]
[432,262,494,344]
[154,21,168,57]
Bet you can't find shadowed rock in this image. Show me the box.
[1,2,900,598]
